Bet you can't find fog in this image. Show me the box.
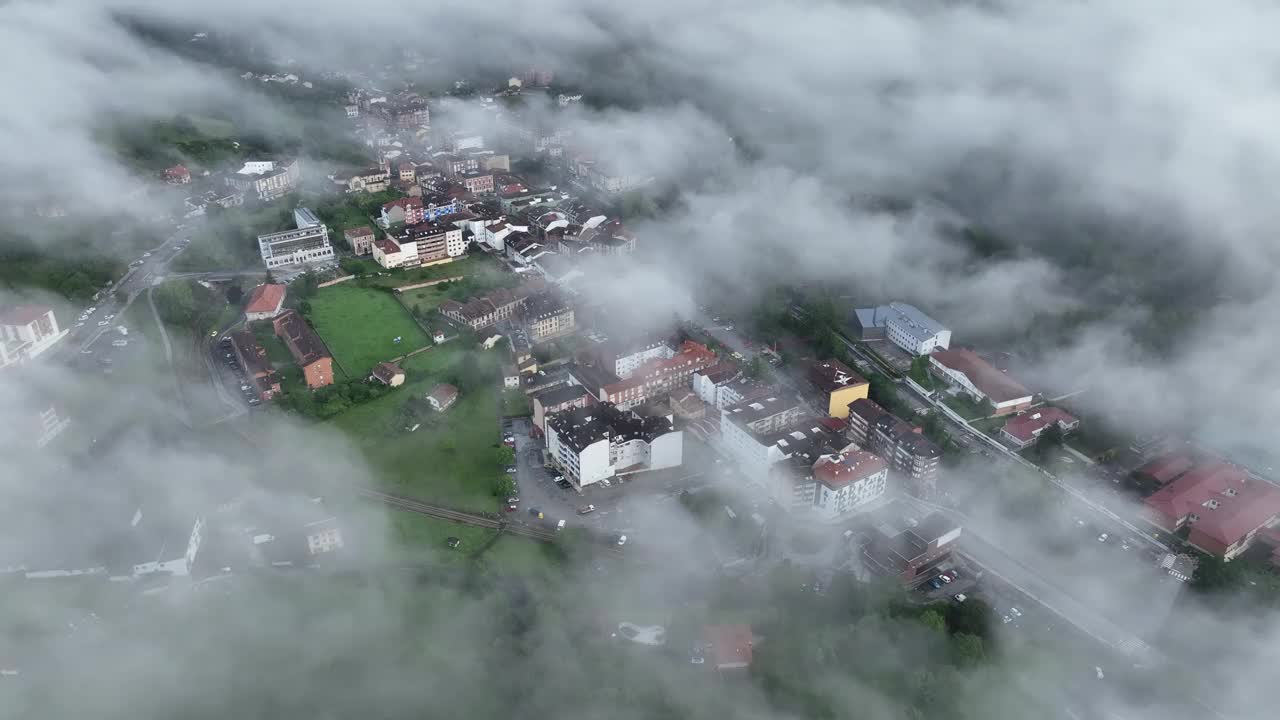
[4,0,1280,718]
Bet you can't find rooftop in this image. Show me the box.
[724,393,803,426]
[1001,407,1078,443]
[855,302,948,342]
[0,305,51,326]
[372,361,404,384]
[273,310,330,366]
[1146,462,1280,549]
[533,384,590,408]
[429,383,459,406]
[812,450,887,489]
[702,624,753,670]
[244,284,286,315]
[930,348,1031,403]
[808,359,868,393]
[1136,454,1195,486]
[546,403,674,453]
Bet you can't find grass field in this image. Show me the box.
[387,513,566,577]
[308,285,430,377]
[357,254,504,290]
[328,345,505,512]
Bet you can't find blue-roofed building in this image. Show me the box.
[851,302,950,356]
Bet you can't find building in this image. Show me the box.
[596,337,677,379]
[462,171,495,195]
[573,341,717,410]
[852,302,951,355]
[344,226,375,256]
[408,221,464,262]
[230,330,282,401]
[701,625,753,671]
[522,292,575,342]
[545,403,682,488]
[481,219,529,253]
[779,451,889,520]
[1000,407,1079,449]
[1141,462,1280,560]
[532,384,594,432]
[293,207,322,229]
[438,282,543,331]
[344,168,391,193]
[428,383,459,412]
[719,394,809,475]
[371,361,405,387]
[397,162,417,183]
[0,306,67,370]
[1133,454,1196,492]
[929,348,1033,415]
[808,359,869,419]
[846,398,941,498]
[164,165,191,184]
[243,284,287,321]
[273,310,333,389]
[381,197,425,227]
[257,225,334,269]
[861,510,962,584]
[228,159,301,201]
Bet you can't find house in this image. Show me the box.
[397,161,416,183]
[545,403,682,488]
[929,348,1032,415]
[344,226,375,256]
[592,341,717,410]
[502,364,520,389]
[778,450,889,520]
[846,398,941,499]
[243,284,287,321]
[230,330,282,400]
[1134,454,1196,491]
[428,383,459,411]
[808,359,869,419]
[669,389,707,421]
[852,302,951,355]
[462,171,495,194]
[227,159,301,201]
[438,281,544,331]
[273,310,334,389]
[522,292,575,342]
[164,165,191,184]
[381,197,425,227]
[345,167,391,193]
[1000,407,1079,449]
[371,361,405,387]
[701,625,753,671]
[432,329,447,344]
[257,225,334,269]
[0,305,67,370]
[861,508,962,584]
[480,218,530,252]
[1141,462,1280,560]
[532,384,594,432]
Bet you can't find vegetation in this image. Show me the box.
[909,355,935,390]
[502,389,532,416]
[0,239,124,302]
[307,285,430,376]
[172,203,294,272]
[152,279,235,337]
[941,393,991,421]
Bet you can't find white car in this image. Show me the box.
[97,321,110,326]
[616,535,627,546]
[87,307,97,314]
[104,314,115,321]
[74,322,84,328]
[142,252,152,258]
[1009,607,1022,618]
[1098,533,1109,542]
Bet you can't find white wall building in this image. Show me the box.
[0,306,67,370]
[545,404,682,488]
[258,225,334,269]
[855,302,951,356]
[613,342,675,379]
[719,395,809,480]
[807,452,889,520]
[482,219,529,252]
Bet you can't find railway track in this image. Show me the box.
[357,488,561,544]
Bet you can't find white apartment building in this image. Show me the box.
[808,452,889,520]
[855,302,951,356]
[719,395,809,480]
[230,159,301,201]
[612,341,674,379]
[0,306,67,370]
[258,225,334,269]
[545,404,682,488]
[482,219,529,252]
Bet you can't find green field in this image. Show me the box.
[308,285,430,377]
[328,346,505,512]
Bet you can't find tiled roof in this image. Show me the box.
[930,348,1031,403]
[1001,407,1077,443]
[244,284,286,314]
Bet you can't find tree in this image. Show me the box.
[494,476,517,498]
[950,633,986,667]
[1191,555,1243,593]
[743,355,766,380]
[918,609,947,634]
[226,285,244,305]
[945,597,992,640]
[909,356,934,390]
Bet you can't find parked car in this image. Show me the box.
[953,593,967,603]
[928,577,944,590]
[506,497,520,504]
[505,466,518,474]
[1098,533,1109,543]
[940,574,953,584]
[556,519,566,531]
[577,504,596,515]
[529,508,543,519]
[616,535,628,546]
[506,505,518,512]
[111,340,128,348]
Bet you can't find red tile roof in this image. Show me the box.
[375,239,401,254]
[818,416,849,433]
[702,624,753,670]
[1191,479,1280,550]
[0,305,51,326]
[1144,462,1280,549]
[244,284,286,314]
[1136,454,1195,486]
[930,348,1031,403]
[1001,407,1078,443]
[430,383,459,406]
[812,451,887,489]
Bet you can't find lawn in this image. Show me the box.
[328,346,506,512]
[356,254,506,290]
[941,393,991,420]
[389,512,497,560]
[307,285,430,377]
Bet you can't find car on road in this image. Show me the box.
[142,252,151,258]
[104,314,115,321]
[80,349,93,355]
[1098,533,1109,543]
[248,399,260,406]
[87,307,97,314]
[952,593,967,603]
[615,534,628,546]
[599,478,611,488]
[505,466,517,474]
[506,497,520,504]
[74,322,84,328]
[528,508,543,519]
[505,505,518,512]
[1009,607,1022,618]
[577,504,596,515]
[97,320,109,326]
[111,340,128,347]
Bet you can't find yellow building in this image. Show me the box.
[808,359,869,419]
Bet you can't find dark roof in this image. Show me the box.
[371,362,404,384]
[546,403,673,453]
[808,359,868,393]
[1001,407,1078,443]
[230,330,273,378]
[533,384,590,408]
[273,310,331,366]
[1136,454,1195,485]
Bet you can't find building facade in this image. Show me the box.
[258,225,334,269]
[0,306,67,370]
[273,310,333,389]
[545,403,682,488]
[243,284,287,321]
[229,159,301,201]
[808,359,869,419]
[929,348,1033,415]
[853,302,951,355]
[846,398,941,499]
[344,226,375,256]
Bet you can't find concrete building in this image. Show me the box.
[522,292,575,343]
[779,450,888,520]
[573,341,717,410]
[371,362,405,387]
[438,281,544,331]
[861,509,962,585]
[258,225,334,269]
[243,284,287,321]
[720,394,809,477]
[853,302,950,355]
[228,159,300,201]
[462,171,495,194]
[428,383,459,411]
[381,197,425,227]
[481,219,529,253]
[1141,462,1280,561]
[344,168,390,193]
[344,226,375,256]
[273,310,333,389]
[0,306,67,370]
[1000,407,1079,449]
[846,398,941,499]
[532,384,594,433]
[293,207,322,229]
[929,348,1032,415]
[545,403,682,488]
[807,359,869,419]
[230,330,282,401]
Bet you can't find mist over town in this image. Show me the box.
[3,1,1280,719]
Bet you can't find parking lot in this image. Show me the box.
[212,335,265,410]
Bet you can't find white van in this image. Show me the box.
[556,519,566,531]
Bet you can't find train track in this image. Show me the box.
[357,488,561,544]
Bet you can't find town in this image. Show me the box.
[0,36,1271,720]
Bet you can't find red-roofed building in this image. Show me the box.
[243,284,287,321]
[929,348,1033,415]
[164,165,191,184]
[1134,454,1195,489]
[1,305,66,370]
[597,341,717,410]
[999,407,1079,449]
[380,197,424,227]
[701,624,753,671]
[1141,462,1280,560]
